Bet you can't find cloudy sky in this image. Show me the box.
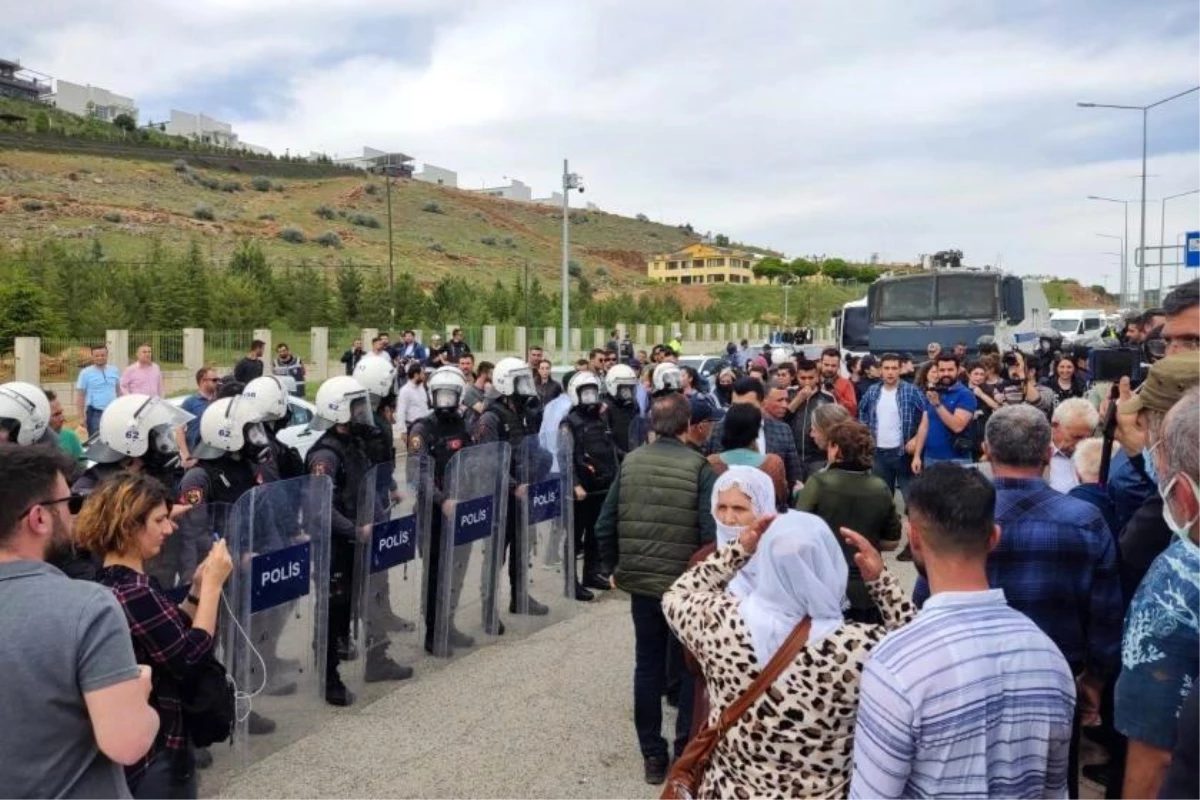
[6,0,1198,288]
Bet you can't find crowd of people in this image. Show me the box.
[1,279,1197,798]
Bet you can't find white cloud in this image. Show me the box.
[4,0,1198,285]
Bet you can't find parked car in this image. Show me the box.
[166,394,320,460]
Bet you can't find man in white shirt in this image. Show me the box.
[396,363,431,432]
[850,464,1075,799]
[1048,398,1099,494]
[858,353,924,499]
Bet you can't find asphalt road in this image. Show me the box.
[205,536,1104,799]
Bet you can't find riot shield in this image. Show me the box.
[346,455,430,696]
[224,475,333,770]
[510,431,576,633]
[432,441,510,659]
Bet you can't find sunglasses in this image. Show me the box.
[19,494,86,520]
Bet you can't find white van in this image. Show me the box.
[1049,309,1105,342]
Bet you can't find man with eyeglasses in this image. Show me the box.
[181,367,219,450]
[0,444,160,797]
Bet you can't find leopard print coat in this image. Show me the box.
[662,541,914,799]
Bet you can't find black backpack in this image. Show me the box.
[181,655,235,748]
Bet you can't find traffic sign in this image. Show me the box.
[1187,231,1200,269]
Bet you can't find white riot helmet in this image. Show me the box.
[352,354,397,401]
[492,357,537,398]
[192,396,269,460]
[427,366,467,412]
[652,362,683,394]
[568,371,603,407]
[771,348,791,366]
[605,363,638,404]
[312,376,373,431]
[0,381,51,445]
[242,375,290,423]
[85,394,193,465]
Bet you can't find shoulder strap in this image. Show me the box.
[715,617,812,733]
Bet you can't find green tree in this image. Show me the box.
[787,257,819,279]
[32,110,50,133]
[821,258,853,280]
[0,274,61,347]
[336,263,364,323]
[113,113,137,132]
[714,233,730,247]
[752,257,787,284]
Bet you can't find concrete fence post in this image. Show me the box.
[15,337,40,384]
[483,325,497,356]
[310,327,329,382]
[570,328,582,357]
[182,328,205,373]
[106,329,129,366]
[635,324,648,346]
[254,329,273,358]
[543,328,557,361]
[514,326,527,357]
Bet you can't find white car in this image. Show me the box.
[167,394,320,460]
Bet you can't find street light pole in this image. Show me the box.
[1089,197,1130,303]
[560,160,584,362]
[1160,189,1200,292]
[1077,86,1200,309]
[782,277,797,328]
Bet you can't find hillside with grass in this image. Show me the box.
[0,147,712,291]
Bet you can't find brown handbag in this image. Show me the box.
[661,617,813,800]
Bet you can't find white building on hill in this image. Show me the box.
[164,109,270,155]
[414,163,457,187]
[473,179,532,202]
[44,80,137,123]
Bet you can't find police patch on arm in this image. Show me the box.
[180,487,203,506]
[409,435,422,453]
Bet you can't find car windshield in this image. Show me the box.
[1050,318,1080,332]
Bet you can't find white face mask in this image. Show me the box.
[715,521,743,549]
[1159,473,1200,544]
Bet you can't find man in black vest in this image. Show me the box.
[474,357,550,630]
[241,376,306,480]
[561,372,620,599]
[306,377,410,707]
[408,366,478,657]
[595,392,717,785]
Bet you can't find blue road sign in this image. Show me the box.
[1187,231,1199,269]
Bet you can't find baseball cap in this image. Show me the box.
[1124,353,1200,415]
[689,395,724,425]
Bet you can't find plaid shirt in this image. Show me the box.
[915,477,1122,676]
[858,380,924,447]
[97,566,214,787]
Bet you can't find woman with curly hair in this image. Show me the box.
[76,473,233,799]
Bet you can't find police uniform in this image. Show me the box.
[560,405,619,586]
[602,394,638,460]
[474,396,550,617]
[306,428,373,698]
[407,410,474,650]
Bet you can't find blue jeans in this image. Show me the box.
[872,447,912,499]
[85,406,105,437]
[630,593,693,761]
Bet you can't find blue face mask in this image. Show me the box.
[1143,446,1159,484]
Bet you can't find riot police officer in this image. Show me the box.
[629,362,683,448]
[73,394,192,496]
[306,376,411,707]
[561,372,619,598]
[407,366,477,656]
[474,357,550,626]
[602,364,639,460]
[0,381,53,447]
[241,375,306,480]
[350,354,417,636]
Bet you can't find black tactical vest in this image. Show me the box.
[306,431,371,521]
[564,408,619,492]
[198,457,260,505]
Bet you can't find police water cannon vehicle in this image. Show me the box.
[863,259,1050,356]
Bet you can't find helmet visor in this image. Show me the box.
[514,374,537,397]
[431,387,461,410]
[579,386,600,405]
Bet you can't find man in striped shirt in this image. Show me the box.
[850,464,1076,799]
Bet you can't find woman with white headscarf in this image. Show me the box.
[663,466,915,799]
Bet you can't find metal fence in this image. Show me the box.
[129,331,185,368]
[40,337,92,382]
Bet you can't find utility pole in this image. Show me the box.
[384,153,395,329]
[561,160,584,361]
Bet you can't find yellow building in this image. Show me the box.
[646,243,766,285]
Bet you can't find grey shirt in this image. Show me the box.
[0,560,140,798]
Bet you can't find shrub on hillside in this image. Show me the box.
[279,226,306,244]
[567,259,582,278]
[314,205,335,220]
[422,201,443,214]
[173,158,189,172]
[480,235,498,246]
[635,213,649,222]
[220,180,242,193]
[192,204,215,221]
[428,242,446,253]
[196,175,221,191]
[350,213,381,229]
[257,213,275,221]
[21,199,45,212]
[272,182,284,192]
[503,236,516,248]
[251,176,272,192]
[316,231,343,248]
[102,211,122,223]
[364,183,379,195]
